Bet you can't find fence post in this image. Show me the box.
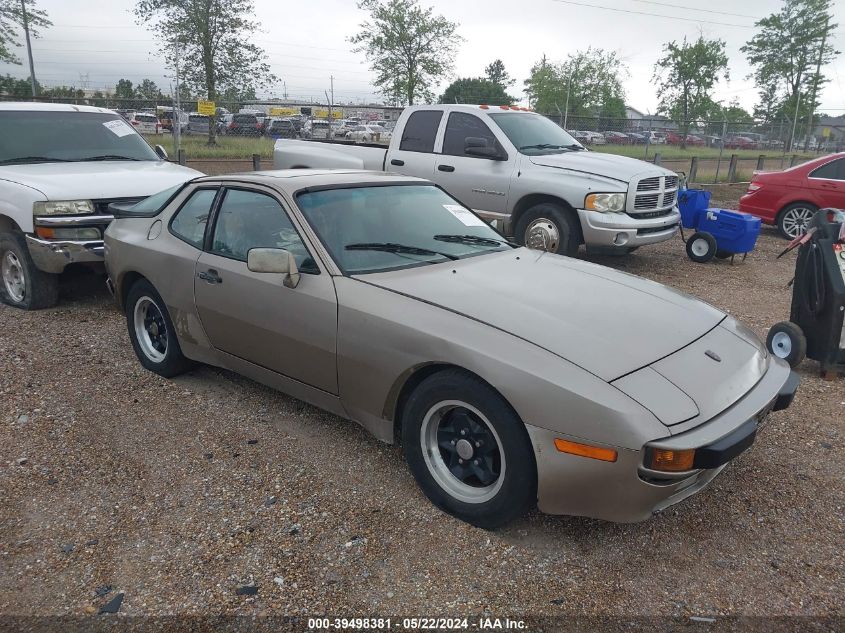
[177,149,186,166]
[653,152,662,166]
[689,156,698,183]
[790,154,799,167]
[727,154,738,183]
[756,155,765,171]
[252,153,261,171]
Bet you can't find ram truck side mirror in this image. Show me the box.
[247,248,301,288]
[464,137,507,160]
[154,144,169,160]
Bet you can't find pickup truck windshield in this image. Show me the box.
[488,113,584,155]
[0,111,160,164]
[296,185,511,275]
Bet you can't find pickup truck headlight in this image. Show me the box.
[584,193,626,213]
[33,200,95,216]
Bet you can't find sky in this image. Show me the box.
[2,0,844,116]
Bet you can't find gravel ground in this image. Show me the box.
[1,185,843,625]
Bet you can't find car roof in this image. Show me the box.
[0,101,117,114]
[191,169,430,193]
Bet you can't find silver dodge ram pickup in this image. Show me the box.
[274,104,681,255]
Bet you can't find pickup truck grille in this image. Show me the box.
[630,175,679,215]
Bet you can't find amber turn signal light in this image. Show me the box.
[554,438,617,462]
[648,448,695,472]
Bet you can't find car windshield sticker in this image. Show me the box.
[443,204,486,227]
[103,119,135,137]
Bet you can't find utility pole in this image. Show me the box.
[803,17,828,152]
[20,0,37,97]
[789,90,801,153]
[174,38,182,155]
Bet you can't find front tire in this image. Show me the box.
[401,370,536,529]
[0,231,59,310]
[125,279,194,377]
[514,203,581,256]
[777,203,817,240]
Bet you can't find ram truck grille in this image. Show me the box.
[630,175,679,215]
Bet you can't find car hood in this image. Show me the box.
[360,249,725,382]
[529,151,671,183]
[0,161,202,200]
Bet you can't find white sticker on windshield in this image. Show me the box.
[102,119,134,137]
[443,204,486,227]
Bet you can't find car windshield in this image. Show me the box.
[0,111,160,164]
[296,184,512,275]
[488,113,584,155]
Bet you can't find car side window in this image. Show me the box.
[169,189,217,248]
[442,112,499,157]
[810,158,845,181]
[399,110,443,153]
[210,189,318,273]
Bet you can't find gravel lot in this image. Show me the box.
[1,184,843,625]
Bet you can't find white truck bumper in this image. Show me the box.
[577,207,681,249]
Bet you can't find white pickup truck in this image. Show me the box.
[274,104,682,256]
[0,102,201,310]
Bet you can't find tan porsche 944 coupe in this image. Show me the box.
[104,170,798,528]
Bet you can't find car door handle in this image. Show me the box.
[197,269,222,284]
[390,159,404,166]
[438,164,455,172]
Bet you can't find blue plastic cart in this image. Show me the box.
[677,188,761,263]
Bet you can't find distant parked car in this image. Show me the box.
[725,136,758,150]
[644,131,667,145]
[127,112,161,135]
[302,120,332,140]
[267,117,298,139]
[686,135,706,147]
[739,152,845,239]
[345,124,391,143]
[582,131,606,145]
[187,113,211,136]
[570,130,591,144]
[626,132,646,145]
[603,131,630,145]
[221,113,264,136]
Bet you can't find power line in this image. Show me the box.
[548,0,754,27]
[630,0,758,19]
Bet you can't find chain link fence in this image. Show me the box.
[3,94,840,182]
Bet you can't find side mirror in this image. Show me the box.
[154,144,169,160]
[247,248,300,288]
[464,137,506,160]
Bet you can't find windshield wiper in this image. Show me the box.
[345,242,459,261]
[519,143,565,151]
[76,155,141,162]
[0,156,71,165]
[433,234,516,247]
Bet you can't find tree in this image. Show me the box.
[439,77,513,105]
[653,36,729,149]
[134,0,276,145]
[0,0,50,65]
[135,78,163,102]
[349,0,462,106]
[114,78,135,100]
[0,73,38,96]
[741,0,838,148]
[524,49,627,122]
[485,59,514,89]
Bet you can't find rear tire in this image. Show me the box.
[777,203,817,240]
[686,231,717,263]
[125,279,195,377]
[401,370,536,529]
[0,231,59,310]
[766,321,806,368]
[514,203,581,256]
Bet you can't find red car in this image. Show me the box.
[738,152,845,239]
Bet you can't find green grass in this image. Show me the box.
[144,133,275,159]
[597,143,816,161]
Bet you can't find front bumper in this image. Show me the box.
[577,207,681,248]
[528,359,798,522]
[25,214,113,273]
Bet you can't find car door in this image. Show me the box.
[807,157,845,208]
[385,109,442,178]
[193,186,339,394]
[433,111,514,214]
